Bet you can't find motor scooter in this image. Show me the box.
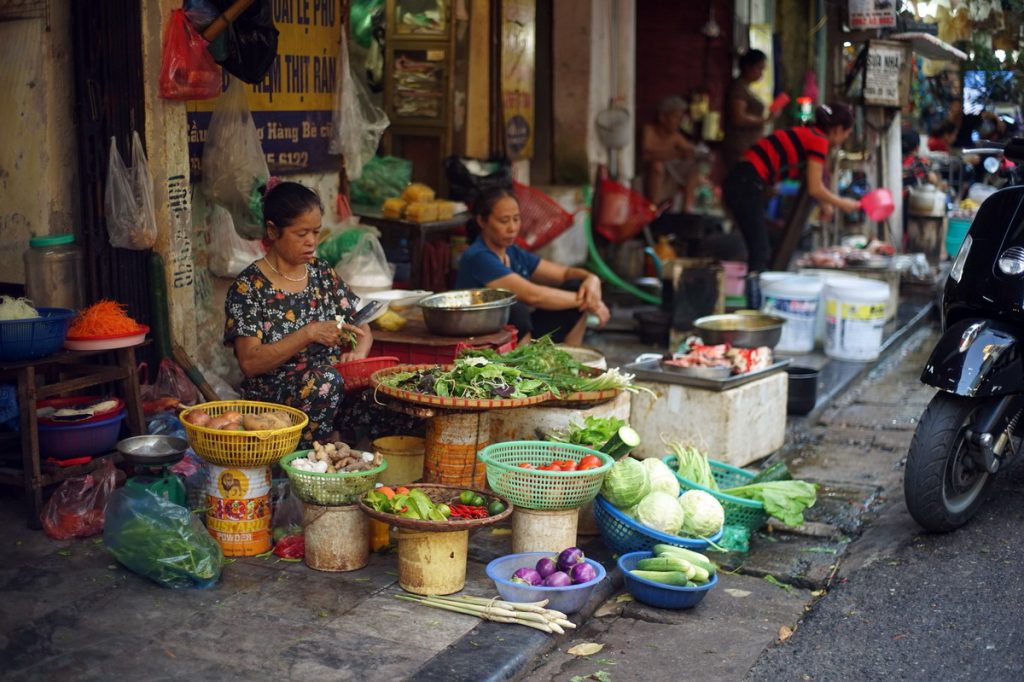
[905,138,1024,532]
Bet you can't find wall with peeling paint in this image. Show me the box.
[0,6,78,286]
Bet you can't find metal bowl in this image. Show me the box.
[692,313,786,349]
[418,288,517,337]
[660,362,732,379]
[116,435,189,466]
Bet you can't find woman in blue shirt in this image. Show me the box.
[455,187,610,345]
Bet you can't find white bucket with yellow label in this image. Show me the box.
[824,280,890,362]
[204,464,272,500]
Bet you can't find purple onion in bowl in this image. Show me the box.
[556,547,586,573]
[570,561,598,585]
[511,567,542,586]
[535,556,558,579]
[542,571,572,587]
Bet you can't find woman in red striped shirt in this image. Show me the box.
[723,103,861,304]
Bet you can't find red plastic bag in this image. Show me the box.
[512,182,575,251]
[40,460,117,540]
[273,535,305,559]
[595,177,658,243]
[140,358,199,410]
[158,9,221,101]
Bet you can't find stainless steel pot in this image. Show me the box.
[692,312,786,349]
[418,288,517,337]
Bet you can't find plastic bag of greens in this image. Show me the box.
[104,487,224,589]
[349,156,412,207]
[329,31,389,180]
[201,77,269,239]
[316,226,375,267]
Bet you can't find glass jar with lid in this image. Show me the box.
[23,234,85,310]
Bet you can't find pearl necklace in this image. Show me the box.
[263,256,308,283]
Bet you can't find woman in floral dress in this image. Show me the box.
[224,181,370,445]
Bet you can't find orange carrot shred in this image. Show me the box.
[68,300,144,337]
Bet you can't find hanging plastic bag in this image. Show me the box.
[40,460,117,540]
[444,155,513,203]
[209,0,279,84]
[140,357,200,407]
[316,226,374,268]
[158,9,221,101]
[349,156,412,207]
[335,231,393,293]
[201,77,269,239]
[207,206,265,278]
[105,132,158,250]
[594,176,658,243]
[329,31,389,180]
[104,486,223,589]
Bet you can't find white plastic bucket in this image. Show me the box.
[824,280,890,361]
[762,275,823,353]
[799,270,864,345]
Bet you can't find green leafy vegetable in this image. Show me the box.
[664,440,718,491]
[600,457,650,509]
[378,357,555,400]
[722,480,818,527]
[677,489,724,537]
[551,416,626,446]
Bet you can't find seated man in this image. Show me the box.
[641,95,696,211]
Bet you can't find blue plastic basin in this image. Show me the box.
[485,552,607,614]
[618,551,718,610]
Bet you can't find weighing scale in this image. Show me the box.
[117,435,188,506]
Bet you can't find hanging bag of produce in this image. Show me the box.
[158,9,221,100]
[208,0,279,84]
[329,31,389,180]
[206,205,266,278]
[104,486,224,589]
[200,77,270,239]
[104,132,159,250]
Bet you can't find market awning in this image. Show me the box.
[888,32,967,61]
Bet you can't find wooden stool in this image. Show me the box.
[0,346,145,527]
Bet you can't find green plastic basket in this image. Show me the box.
[280,450,387,506]
[477,441,612,511]
[662,455,768,533]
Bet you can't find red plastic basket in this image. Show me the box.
[333,356,399,393]
[595,177,658,243]
[513,181,576,251]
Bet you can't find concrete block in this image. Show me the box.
[629,372,788,467]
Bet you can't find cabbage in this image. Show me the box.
[678,489,725,537]
[600,457,650,509]
[636,491,685,535]
[642,458,680,497]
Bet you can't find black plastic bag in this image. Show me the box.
[444,155,513,204]
[211,0,279,84]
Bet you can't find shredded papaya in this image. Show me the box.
[67,300,144,338]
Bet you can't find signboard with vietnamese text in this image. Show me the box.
[501,0,535,160]
[848,0,896,29]
[187,0,343,178]
[862,40,909,108]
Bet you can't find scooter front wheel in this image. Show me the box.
[904,392,994,532]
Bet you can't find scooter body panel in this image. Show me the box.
[922,318,1024,397]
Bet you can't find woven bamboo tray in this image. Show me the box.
[357,484,512,532]
[370,364,554,411]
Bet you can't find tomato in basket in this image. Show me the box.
[578,455,603,471]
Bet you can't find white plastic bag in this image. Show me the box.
[335,231,393,295]
[201,77,270,239]
[104,132,158,250]
[329,32,389,180]
[207,206,265,278]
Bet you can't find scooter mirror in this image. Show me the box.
[984,156,1001,174]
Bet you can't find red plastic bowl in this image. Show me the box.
[37,396,125,426]
[861,188,895,221]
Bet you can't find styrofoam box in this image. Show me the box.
[628,372,787,468]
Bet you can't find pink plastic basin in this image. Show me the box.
[861,188,895,221]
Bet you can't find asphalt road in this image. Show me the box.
[745,458,1024,682]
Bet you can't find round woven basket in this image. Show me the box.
[357,483,512,532]
[280,450,387,506]
[180,400,307,468]
[370,364,554,411]
[477,441,612,510]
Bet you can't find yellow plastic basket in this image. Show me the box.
[180,400,308,468]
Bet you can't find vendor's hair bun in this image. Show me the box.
[262,181,323,230]
[815,102,854,130]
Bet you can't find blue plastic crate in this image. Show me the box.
[0,307,74,362]
[618,551,718,609]
[593,494,723,555]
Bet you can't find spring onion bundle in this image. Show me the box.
[665,439,718,491]
[396,594,577,634]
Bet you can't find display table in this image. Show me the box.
[372,317,517,364]
[0,346,146,527]
[352,204,470,289]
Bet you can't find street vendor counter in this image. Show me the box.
[372,317,517,364]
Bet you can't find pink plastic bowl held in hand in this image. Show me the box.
[861,188,895,221]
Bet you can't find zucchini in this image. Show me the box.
[652,544,717,576]
[636,557,696,579]
[630,569,690,586]
[750,461,792,484]
[599,426,641,459]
